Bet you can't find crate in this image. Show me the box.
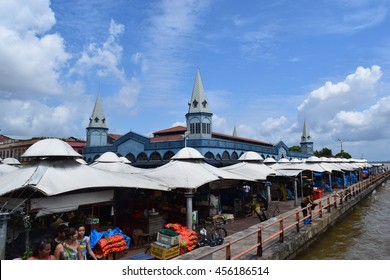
[157,230,180,246]
[150,243,180,260]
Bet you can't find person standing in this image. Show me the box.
[50,224,68,255]
[300,195,313,223]
[54,227,83,260]
[76,224,97,260]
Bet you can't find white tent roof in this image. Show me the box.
[0,159,170,196]
[0,164,19,176]
[238,151,264,162]
[90,152,144,173]
[95,151,121,162]
[22,138,82,158]
[276,169,304,176]
[1,158,21,165]
[221,162,281,181]
[263,157,277,164]
[30,190,115,217]
[270,162,325,173]
[140,147,250,189]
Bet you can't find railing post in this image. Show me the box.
[257,228,263,257]
[296,212,300,232]
[333,193,337,208]
[279,219,284,243]
[319,201,323,218]
[226,241,231,260]
[327,197,331,213]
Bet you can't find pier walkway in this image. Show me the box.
[174,172,390,260]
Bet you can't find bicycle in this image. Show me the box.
[193,216,227,247]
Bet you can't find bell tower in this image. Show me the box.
[86,95,108,146]
[185,69,213,139]
[300,118,313,154]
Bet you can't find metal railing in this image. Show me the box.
[194,172,389,260]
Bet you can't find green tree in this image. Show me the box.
[288,146,301,152]
[335,151,352,159]
[314,147,333,157]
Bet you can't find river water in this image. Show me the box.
[295,178,390,260]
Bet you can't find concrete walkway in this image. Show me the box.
[174,173,390,260]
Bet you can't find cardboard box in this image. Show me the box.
[157,231,180,246]
[150,243,180,260]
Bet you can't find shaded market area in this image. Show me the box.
[0,138,387,260]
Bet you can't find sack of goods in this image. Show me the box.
[93,234,127,257]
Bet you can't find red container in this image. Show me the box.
[312,189,324,200]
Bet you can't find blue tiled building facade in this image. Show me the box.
[83,70,313,166]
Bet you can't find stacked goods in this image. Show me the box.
[150,242,180,260]
[93,234,127,257]
[150,228,180,259]
[165,223,198,254]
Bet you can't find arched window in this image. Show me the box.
[150,152,162,161]
[163,151,175,160]
[137,152,148,161]
[216,153,222,160]
[125,153,136,163]
[231,151,238,160]
[204,152,214,159]
[222,151,230,160]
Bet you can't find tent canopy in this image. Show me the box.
[140,147,251,189]
[30,190,115,217]
[0,158,170,197]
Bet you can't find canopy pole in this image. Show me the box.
[293,178,298,207]
[184,190,195,230]
[0,213,10,260]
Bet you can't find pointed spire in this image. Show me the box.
[232,126,237,137]
[88,95,107,129]
[301,118,311,143]
[188,68,209,114]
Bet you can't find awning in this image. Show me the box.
[30,190,115,217]
[276,169,304,176]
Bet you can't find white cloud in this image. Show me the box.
[0,0,69,96]
[0,0,55,34]
[298,66,382,133]
[71,19,125,81]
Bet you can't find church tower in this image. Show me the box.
[300,118,313,154]
[185,69,213,139]
[86,95,108,146]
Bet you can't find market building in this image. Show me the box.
[83,69,313,165]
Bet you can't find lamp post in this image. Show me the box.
[182,131,190,147]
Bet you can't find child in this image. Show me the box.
[76,224,97,260]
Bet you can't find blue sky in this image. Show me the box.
[0,0,390,161]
